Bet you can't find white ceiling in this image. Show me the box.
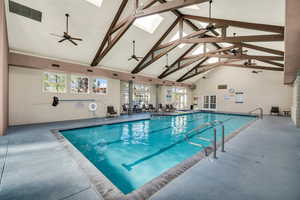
[5,0,285,83]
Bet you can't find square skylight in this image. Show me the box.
[185,5,200,10]
[170,31,187,48]
[208,57,219,64]
[134,14,163,34]
[192,45,204,55]
[84,0,103,7]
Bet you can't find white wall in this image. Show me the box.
[291,74,300,127]
[9,66,120,125]
[193,66,293,115]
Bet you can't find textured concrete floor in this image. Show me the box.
[151,116,300,200]
[0,115,299,200]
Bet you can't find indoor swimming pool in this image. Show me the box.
[60,112,256,194]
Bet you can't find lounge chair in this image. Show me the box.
[107,106,118,117]
[122,104,128,114]
[170,104,176,112]
[149,104,155,112]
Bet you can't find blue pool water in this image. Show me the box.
[61,112,255,194]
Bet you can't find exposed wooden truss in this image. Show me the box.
[222,64,284,71]
[240,43,284,56]
[183,15,285,34]
[177,58,284,82]
[177,59,240,82]
[91,0,209,66]
[182,34,284,43]
[206,54,284,61]
[159,45,237,78]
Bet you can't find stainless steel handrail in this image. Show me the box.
[249,107,263,119]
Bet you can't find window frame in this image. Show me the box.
[70,74,90,94]
[92,77,108,95]
[42,71,67,93]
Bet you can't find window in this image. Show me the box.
[170,31,187,48]
[192,45,204,55]
[120,81,129,105]
[43,72,66,93]
[172,87,187,109]
[210,95,216,109]
[133,84,151,105]
[70,75,89,94]
[84,0,103,7]
[133,14,163,34]
[204,96,209,109]
[203,95,217,109]
[93,78,107,94]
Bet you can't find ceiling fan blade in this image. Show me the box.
[210,29,220,36]
[134,57,139,62]
[50,33,64,38]
[68,39,78,46]
[58,38,67,43]
[128,57,133,61]
[70,37,83,41]
[137,56,144,59]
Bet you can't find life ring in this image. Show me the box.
[88,103,98,111]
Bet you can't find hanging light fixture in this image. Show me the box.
[164,53,170,69]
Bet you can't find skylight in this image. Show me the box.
[134,14,163,34]
[170,31,187,48]
[219,42,232,47]
[192,45,204,55]
[185,5,200,10]
[208,57,219,64]
[84,0,103,7]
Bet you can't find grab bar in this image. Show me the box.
[249,107,263,119]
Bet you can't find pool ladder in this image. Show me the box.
[249,107,263,119]
[183,120,226,159]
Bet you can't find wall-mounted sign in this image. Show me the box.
[235,92,244,103]
[229,88,235,93]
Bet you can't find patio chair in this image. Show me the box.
[270,106,280,116]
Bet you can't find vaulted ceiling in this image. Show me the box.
[5,0,285,83]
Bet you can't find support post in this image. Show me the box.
[213,127,217,159]
[155,84,160,112]
[128,80,133,115]
[222,125,225,152]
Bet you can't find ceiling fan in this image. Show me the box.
[164,54,170,69]
[204,0,220,36]
[50,13,82,46]
[128,40,143,61]
[244,59,257,66]
[252,70,263,74]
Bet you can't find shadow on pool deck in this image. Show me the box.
[0,115,299,200]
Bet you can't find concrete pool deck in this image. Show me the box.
[0,115,299,200]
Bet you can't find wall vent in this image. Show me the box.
[9,0,42,22]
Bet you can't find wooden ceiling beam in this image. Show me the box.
[255,59,284,67]
[91,0,130,66]
[207,54,284,61]
[131,17,181,74]
[223,64,284,71]
[177,59,239,82]
[183,15,285,34]
[135,0,209,18]
[240,43,284,56]
[159,45,237,79]
[183,34,284,43]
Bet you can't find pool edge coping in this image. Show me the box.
[51,115,258,200]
